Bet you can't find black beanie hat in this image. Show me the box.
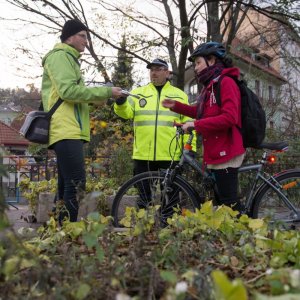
[60,19,87,42]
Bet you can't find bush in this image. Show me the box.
[0,203,299,299]
[109,144,133,186]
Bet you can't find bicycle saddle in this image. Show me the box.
[257,141,289,151]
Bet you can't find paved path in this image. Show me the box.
[5,203,299,232]
[5,204,42,232]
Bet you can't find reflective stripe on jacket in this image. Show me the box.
[114,82,193,161]
[41,43,113,146]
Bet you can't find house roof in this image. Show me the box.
[230,38,287,83]
[0,120,30,146]
[0,106,16,112]
[233,51,287,83]
[184,39,287,85]
[10,114,26,132]
[8,106,35,132]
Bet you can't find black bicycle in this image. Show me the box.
[111,123,300,227]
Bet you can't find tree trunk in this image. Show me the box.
[207,1,222,42]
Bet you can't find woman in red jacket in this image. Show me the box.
[162,42,245,212]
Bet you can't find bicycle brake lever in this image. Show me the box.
[187,126,195,134]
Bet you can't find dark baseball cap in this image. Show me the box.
[146,58,169,69]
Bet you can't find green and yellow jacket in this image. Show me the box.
[114,81,194,161]
[41,43,112,146]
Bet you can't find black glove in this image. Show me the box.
[115,97,127,105]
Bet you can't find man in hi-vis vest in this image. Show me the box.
[114,58,194,221]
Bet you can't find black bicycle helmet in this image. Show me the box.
[188,42,226,62]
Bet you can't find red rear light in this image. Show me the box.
[267,155,276,164]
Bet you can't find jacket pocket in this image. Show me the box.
[203,132,231,161]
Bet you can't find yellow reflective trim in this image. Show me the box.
[165,95,184,100]
[134,120,175,127]
[135,110,179,117]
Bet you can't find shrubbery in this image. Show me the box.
[1,202,299,299]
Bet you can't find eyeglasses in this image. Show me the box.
[150,67,167,72]
[76,33,88,40]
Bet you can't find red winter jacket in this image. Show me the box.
[171,67,245,165]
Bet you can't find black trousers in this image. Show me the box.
[133,160,179,223]
[133,160,172,208]
[52,139,86,223]
[210,167,244,212]
[133,160,173,176]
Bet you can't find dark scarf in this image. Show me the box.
[196,62,224,86]
[195,63,225,119]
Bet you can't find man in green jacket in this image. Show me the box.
[114,58,194,218]
[42,19,123,224]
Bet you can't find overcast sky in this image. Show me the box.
[1,0,298,91]
[0,0,162,90]
[0,0,56,90]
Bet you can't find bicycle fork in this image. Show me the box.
[161,166,178,206]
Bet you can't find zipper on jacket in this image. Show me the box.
[153,90,160,161]
[75,104,82,130]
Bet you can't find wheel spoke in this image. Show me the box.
[253,172,300,227]
[112,171,199,227]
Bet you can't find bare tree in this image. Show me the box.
[1,0,299,90]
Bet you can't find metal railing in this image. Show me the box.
[1,155,112,206]
[2,153,300,206]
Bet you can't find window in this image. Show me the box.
[188,79,199,104]
[251,53,270,68]
[259,35,267,47]
[255,80,261,97]
[268,86,274,102]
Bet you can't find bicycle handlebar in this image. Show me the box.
[173,121,194,148]
[173,121,195,134]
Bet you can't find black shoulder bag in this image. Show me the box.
[20,98,63,144]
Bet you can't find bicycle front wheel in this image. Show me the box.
[111,171,200,227]
[251,170,300,226]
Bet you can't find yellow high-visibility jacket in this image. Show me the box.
[114,81,194,161]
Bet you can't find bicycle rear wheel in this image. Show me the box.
[111,171,200,227]
[251,170,300,227]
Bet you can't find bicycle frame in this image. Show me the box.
[112,125,298,227]
[166,123,296,218]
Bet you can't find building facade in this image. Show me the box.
[184,7,300,137]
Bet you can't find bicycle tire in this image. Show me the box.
[111,171,200,227]
[251,170,300,226]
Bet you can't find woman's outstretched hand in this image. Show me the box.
[162,99,176,109]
